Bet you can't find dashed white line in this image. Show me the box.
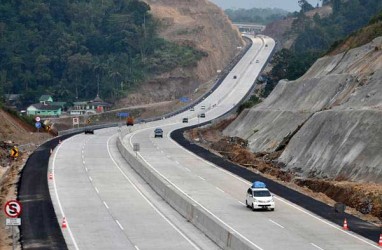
[175,161,180,164]
[238,201,245,205]
[89,176,92,182]
[115,220,124,230]
[311,243,324,250]
[184,167,191,172]
[83,160,86,165]
[103,201,109,209]
[85,167,88,172]
[269,219,284,229]
[198,176,206,181]
[134,246,140,250]
[95,187,99,194]
[216,187,225,193]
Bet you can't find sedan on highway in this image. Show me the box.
[245,187,275,211]
[154,128,163,138]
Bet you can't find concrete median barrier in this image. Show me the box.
[117,135,255,250]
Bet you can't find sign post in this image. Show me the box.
[4,200,22,250]
[133,143,140,157]
[72,117,79,128]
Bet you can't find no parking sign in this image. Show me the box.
[4,200,22,218]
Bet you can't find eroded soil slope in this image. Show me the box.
[117,0,244,106]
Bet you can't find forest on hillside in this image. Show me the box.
[225,8,288,25]
[264,0,382,96]
[0,0,206,107]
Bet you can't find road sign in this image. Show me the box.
[86,118,91,124]
[179,97,189,103]
[6,218,21,226]
[10,147,19,158]
[35,116,40,122]
[4,200,22,218]
[73,117,79,125]
[35,122,41,129]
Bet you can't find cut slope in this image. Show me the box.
[224,37,382,183]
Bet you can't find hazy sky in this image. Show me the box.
[209,0,320,12]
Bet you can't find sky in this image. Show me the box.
[209,0,320,12]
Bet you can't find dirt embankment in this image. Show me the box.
[0,109,52,249]
[117,0,244,107]
[185,119,382,226]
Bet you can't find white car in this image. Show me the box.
[245,187,275,211]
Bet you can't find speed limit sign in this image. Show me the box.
[4,200,22,218]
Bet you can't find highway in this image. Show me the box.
[49,35,379,249]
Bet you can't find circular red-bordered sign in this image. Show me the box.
[4,200,22,218]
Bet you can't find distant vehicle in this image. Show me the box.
[256,60,259,63]
[265,44,268,47]
[190,107,195,111]
[233,75,237,79]
[84,129,94,134]
[199,113,206,118]
[201,105,206,110]
[245,181,275,211]
[154,128,163,138]
[126,116,134,126]
[182,118,189,123]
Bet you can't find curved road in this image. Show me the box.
[47,35,379,250]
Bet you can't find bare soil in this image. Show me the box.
[0,109,52,250]
[185,118,382,226]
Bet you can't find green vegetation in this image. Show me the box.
[265,0,382,97]
[0,0,206,107]
[225,8,288,25]
[237,95,261,114]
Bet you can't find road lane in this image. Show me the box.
[49,129,219,250]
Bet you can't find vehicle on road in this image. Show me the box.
[154,128,163,138]
[126,116,134,126]
[199,113,206,118]
[265,44,268,47]
[233,75,237,79]
[201,105,205,110]
[256,60,259,63]
[182,118,188,123]
[190,107,195,111]
[84,129,94,134]
[245,181,275,211]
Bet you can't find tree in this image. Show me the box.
[298,0,314,13]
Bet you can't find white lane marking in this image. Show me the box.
[83,160,85,165]
[95,187,99,194]
[198,176,205,181]
[130,145,263,250]
[85,167,88,172]
[103,201,109,209]
[269,219,284,229]
[311,243,325,250]
[107,136,201,250]
[216,187,225,193]
[184,167,191,172]
[134,246,140,250]
[52,139,80,250]
[175,161,180,164]
[89,176,92,182]
[238,201,245,205]
[115,220,124,230]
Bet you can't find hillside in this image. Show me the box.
[224,35,382,184]
[116,0,244,106]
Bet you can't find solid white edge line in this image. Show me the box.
[52,139,80,250]
[103,201,109,209]
[269,219,284,229]
[115,220,124,230]
[311,243,325,250]
[107,136,201,250]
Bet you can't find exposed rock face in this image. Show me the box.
[224,37,382,183]
[118,0,244,106]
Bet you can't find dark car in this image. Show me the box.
[154,128,163,138]
[233,75,237,79]
[182,118,189,123]
[199,113,206,118]
[84,129,94,134]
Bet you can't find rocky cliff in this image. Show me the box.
[224,37,382,183]
[118,0,244,106]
